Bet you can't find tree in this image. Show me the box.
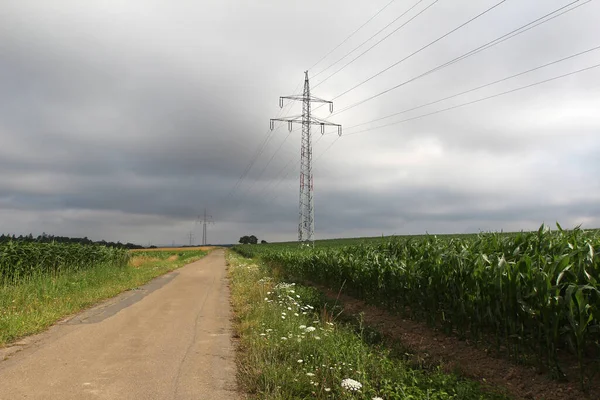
[261,240,268,244]
[239,235,259,245]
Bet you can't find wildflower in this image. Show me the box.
[324,388,331,392]
[298,359,303,363]
[314,336,321,340]
[305,326,316,332]
[299,325,307,329]
[306,372,315,377]
[373,397,383,400]
[294,313,299,317]
[341,378,362,391]
[281,337,287,340]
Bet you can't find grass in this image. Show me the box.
[0,249,209,347]
[227,251,509,400]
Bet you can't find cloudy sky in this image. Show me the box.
[1,0,599,245]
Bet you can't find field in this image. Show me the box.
[234,224,600,393]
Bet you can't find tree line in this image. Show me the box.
[0,233,145,249]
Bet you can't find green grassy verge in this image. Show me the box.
[0,249,208,346]
[227,251,509,400]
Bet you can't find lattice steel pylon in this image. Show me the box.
[196,208,214,246]
[270,71,342,243]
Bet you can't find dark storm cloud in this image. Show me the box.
[1,0,599,244]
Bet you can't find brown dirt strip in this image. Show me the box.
[130,246,216,252]
[317,286,595,400]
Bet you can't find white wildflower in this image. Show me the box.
[341,378,362,392]
[373,397,383,400]
[324,388,331,392]
[305,326,316,332]
[306,372,315,377]
[298,359,303,363]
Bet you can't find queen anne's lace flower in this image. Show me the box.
[341,378,362,391]
[305,326,316,332]
[373,397,383,400]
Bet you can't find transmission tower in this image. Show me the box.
[196,208,214,246]
[270,71,342,243]
[187,231,195,246]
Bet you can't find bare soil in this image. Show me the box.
[318,286,597,400]
[130,246,216,252]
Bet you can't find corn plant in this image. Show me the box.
[235,224,600,389]
[0,241,130,285]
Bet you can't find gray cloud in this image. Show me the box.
[1,0,599,245]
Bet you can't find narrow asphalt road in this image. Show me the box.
[0,249,238,400]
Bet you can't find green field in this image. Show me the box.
[234,224,600,389]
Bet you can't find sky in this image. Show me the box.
[1,0,599,245]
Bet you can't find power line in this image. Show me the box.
[309,0,397,71]
[259,0,589,210]
[331,0,586,116]
[344,44,600,132]
[322,0,508,96]
[312,0,429,80]
[225,79,304,201]
[239,129,296,198]
[255,133,327,200]
[344,62,600,137]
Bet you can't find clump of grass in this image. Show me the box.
[227,251,509,400]
[0,250,208,346]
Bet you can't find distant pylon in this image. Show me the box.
[196,208,214,246]
[270,71,342,243]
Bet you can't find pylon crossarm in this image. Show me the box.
[280,95,332,104]
[280,96,334,113]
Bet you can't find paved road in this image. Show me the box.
[0,249,238,400]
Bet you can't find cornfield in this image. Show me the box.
[0,241,130,284]
[235,225,600,387]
